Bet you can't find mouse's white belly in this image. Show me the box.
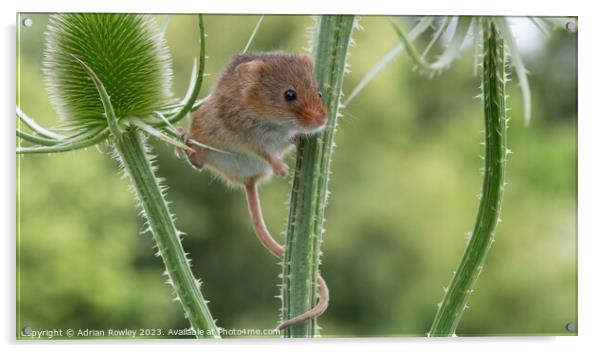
[205,150,272,184]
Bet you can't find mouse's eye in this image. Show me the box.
[318,91,323,98]
[284,89,297,102]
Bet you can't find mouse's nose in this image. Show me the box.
[304,110,327,129]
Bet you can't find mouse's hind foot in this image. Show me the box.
[174,127,189,159]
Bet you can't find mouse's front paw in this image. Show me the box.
[268,157,289,177]
[273,162,289,177]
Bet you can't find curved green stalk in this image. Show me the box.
[81,59,220,338]
[113,129,220,338]
[167,15,206,125]
[428,19,508,337]
[282,15,355,338]
[17,128,109,154]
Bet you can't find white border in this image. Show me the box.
[3,1,599,353]
[7,0,582,16]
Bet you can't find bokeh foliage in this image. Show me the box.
[17,14,577,337]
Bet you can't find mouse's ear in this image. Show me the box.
[235,60,264,81]
[300,55,315,69]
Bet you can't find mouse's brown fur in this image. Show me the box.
[180,51,329,330]
[186,52,327,186]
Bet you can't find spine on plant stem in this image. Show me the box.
[281,15,355,338]
[428,19,509,337]
[113,129,220,338]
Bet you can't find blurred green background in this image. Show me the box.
[17,15,577,338]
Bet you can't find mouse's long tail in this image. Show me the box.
[244,183,329,331]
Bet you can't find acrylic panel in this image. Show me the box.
[16,13,577,339]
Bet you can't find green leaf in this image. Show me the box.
[17,127,109,154]
[392,16,473,74]
[421,16,452,59]
[242,16,264,54]
[129,118,193,152]
[17,107,65,140]
[17,130,62,146]
[344,16,434,105]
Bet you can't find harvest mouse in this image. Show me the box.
[178,51,329,330]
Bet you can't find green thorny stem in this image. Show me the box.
[112,130,220,338]
[428,19,509,337]
[281,15,355,338]
[17,15,219,338]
